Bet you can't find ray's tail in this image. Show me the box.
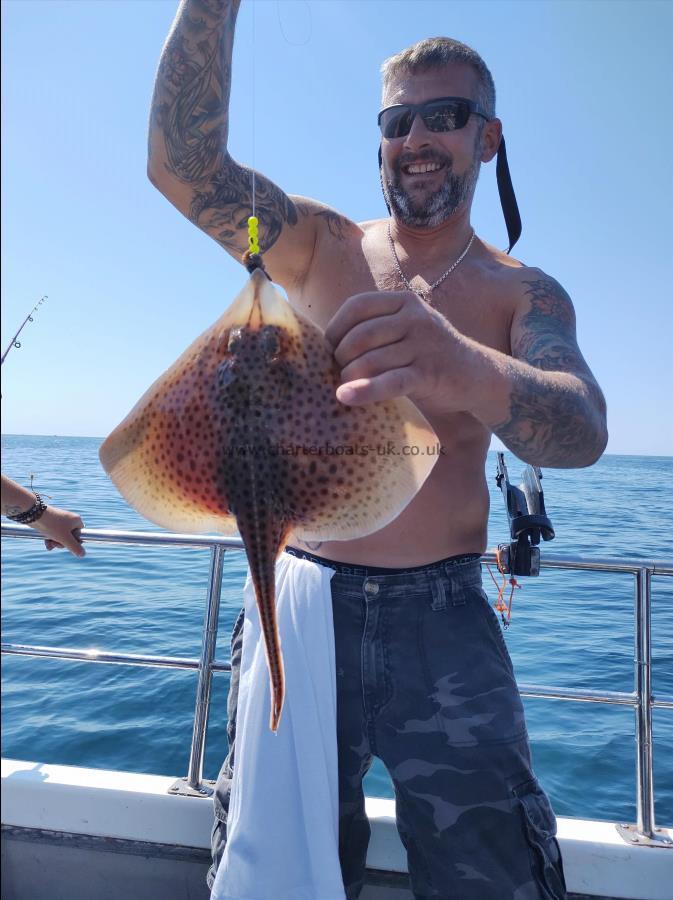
[237,515,288,732]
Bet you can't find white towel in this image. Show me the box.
[211,552,346,900]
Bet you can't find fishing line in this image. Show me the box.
[276,0,312,47]
[246,1,313,262]
[247,1,259,260]
[251,0,256,221]
[243,2,267,278]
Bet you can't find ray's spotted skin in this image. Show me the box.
[100,271,438,730]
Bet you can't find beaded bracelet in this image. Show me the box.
[7,492,48,524]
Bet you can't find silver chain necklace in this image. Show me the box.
[387,223,476,304]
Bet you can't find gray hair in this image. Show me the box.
[380,37,496,119]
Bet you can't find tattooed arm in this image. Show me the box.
[481,272,608,467]
[148,0,354,288]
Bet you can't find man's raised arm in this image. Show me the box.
[148,0,337,289]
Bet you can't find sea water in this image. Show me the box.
[2,434,672,826]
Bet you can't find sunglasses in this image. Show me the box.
[378,96,489,140]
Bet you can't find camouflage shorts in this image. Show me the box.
[208,550,566,900]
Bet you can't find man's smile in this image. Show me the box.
[402,161,444,176]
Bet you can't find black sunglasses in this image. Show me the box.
[378,96,489,140]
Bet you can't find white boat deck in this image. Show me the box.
[2,759,671,900]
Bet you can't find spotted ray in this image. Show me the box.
[100,270,438,730]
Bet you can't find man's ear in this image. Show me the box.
[481,117,503,163]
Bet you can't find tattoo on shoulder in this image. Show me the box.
[513,277,582,372]
[521,278,574,324]
[313,210,351,241]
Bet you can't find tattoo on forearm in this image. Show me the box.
[496,380,605,467]
[152,2,235,182]
[161,38,228,184]
[496,277,607,467]
[150,0,299,256]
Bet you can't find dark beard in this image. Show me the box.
[381,152,481,228]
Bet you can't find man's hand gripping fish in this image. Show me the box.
[100,270,438,731]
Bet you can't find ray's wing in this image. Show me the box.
[252,280,439,542]
[99,277,269,534]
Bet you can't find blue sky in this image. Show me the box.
[1,0,671,456]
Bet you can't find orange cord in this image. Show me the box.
[485,548,521,628]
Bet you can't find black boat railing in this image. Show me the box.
[1,523,672,844]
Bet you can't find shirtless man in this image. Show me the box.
[149,3,607,897]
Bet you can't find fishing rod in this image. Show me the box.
[495,452,555,577]
[1,295,48,366]
[486,453,556,626]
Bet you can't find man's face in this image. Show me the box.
[380,64,489,228]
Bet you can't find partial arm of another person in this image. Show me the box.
[1,475,86,557]
[326,272,607,469]
[148,0,353,290]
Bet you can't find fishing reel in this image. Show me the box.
[495,452,555,577]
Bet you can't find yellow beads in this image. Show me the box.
[248,216,260,255]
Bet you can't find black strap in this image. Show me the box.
[378,145,389,213]
[496,136,521,254]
